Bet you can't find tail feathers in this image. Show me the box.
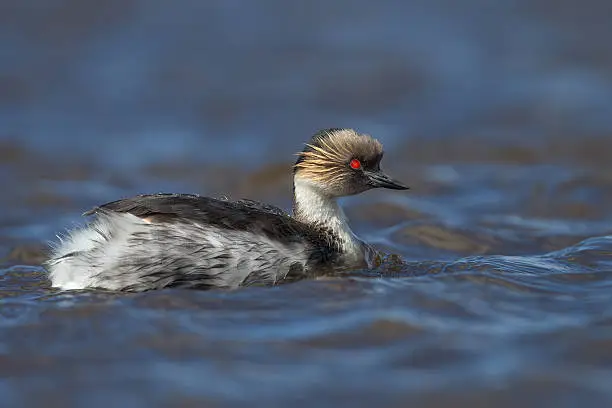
[46,212,149,290]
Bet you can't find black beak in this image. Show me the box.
[365,170,410,190]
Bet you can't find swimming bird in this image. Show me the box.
[46,128,409,291]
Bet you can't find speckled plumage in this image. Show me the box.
[47,194,345,291]
[46,128,408,292]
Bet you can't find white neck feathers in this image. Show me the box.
[292,177,363,257]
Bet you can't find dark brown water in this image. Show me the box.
[2,1,612,407]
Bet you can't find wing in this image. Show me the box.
[231,198,289,217]
[84,193,335,252]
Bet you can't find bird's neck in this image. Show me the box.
[292,177,363,256]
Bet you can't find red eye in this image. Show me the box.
[349,159,361,169]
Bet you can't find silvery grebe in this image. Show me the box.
[46,128,408,291]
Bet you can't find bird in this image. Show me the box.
[45,128,409,291]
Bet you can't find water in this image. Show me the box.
[2,0,612,406]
